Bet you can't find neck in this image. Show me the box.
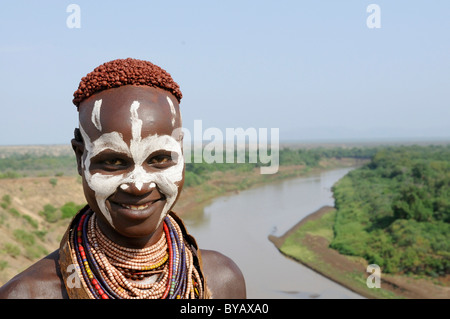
[95,215,165,249]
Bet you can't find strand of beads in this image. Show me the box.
[87,215,169,299]
[71,211,110,299]
[92,216,168,275]
[166,216,186,298]
[71,209,204,299]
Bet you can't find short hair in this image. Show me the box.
[72,58,182,107]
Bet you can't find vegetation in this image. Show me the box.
[184,147,378,187]
[330,145,450,277]
[0,197,85,265]
[60,202,85,219]
[38,204,59,223]
[0,154,77,178]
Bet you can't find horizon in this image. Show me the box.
[1,137,450,148]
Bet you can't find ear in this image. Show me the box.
[71,137,85,176]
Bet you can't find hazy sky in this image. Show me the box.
[0,1,449,145]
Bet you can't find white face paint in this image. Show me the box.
[79,98,184,230]
[91,99,102,131]
[166,96,177,127]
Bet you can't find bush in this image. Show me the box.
[13,229,35,247]
[49,178,58,187]
[2,243,21,257]
[0,260,8,271]
[1,194,11,206]
[22,214,39,229]
[8,208,20,217]
[38,204,59,223]
[60,202,84,219]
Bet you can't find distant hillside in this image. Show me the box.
[0,145,73,158]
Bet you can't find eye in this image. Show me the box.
[104,159,125,166]
[149,155,171,165]
[90,151,130,173]
[100,158,128,171]
[147,152,177,168]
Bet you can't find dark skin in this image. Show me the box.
[0,85,246,299]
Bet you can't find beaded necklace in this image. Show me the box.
[69,209,204,299]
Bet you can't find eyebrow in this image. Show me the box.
[90,132,130,158]
[91,149,131,159]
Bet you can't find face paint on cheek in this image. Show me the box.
[128,134,185,228]
[79,124,131,225]
[151,168,182,228]
[88,173,126,225]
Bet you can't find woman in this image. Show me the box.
[0,58,246,299]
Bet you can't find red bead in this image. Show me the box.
[78,246,84,252]
[98,289,104,295]
[92,279,98,285]
[94,284,100,290]
[101,294,109,299]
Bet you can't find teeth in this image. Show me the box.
[122,203,149,211]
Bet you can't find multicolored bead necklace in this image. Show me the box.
[69,209,204,299]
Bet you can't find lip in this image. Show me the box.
[108,197,165,221]
[120,203,153,211]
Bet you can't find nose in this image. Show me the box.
[119,182,156,195]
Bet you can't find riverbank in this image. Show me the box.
[176,158,364,219]
[269,206,450,299]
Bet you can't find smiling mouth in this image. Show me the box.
[108,192,166,220]
[120,203,152,211]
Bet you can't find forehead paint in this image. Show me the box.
[130,101,142,142]
[80,100,184,229]
[91,99,103,131]
[166,96,176,127]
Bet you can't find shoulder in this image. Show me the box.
[199,249,246,299]
[0,250,67,299]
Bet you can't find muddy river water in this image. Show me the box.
[183,167,364,299]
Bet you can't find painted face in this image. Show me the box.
[75,85,184,242]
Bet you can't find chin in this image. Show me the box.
[106,199,167,239]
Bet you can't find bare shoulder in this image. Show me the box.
[0,250,67,299]
[199,249,246,299]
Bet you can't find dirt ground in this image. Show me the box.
[270,206,450,299]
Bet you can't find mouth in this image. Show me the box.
[120,203,153,211]
[108,196,166,221]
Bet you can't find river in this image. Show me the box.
[183,167,364,299]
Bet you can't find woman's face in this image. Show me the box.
[74,85,184,244]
